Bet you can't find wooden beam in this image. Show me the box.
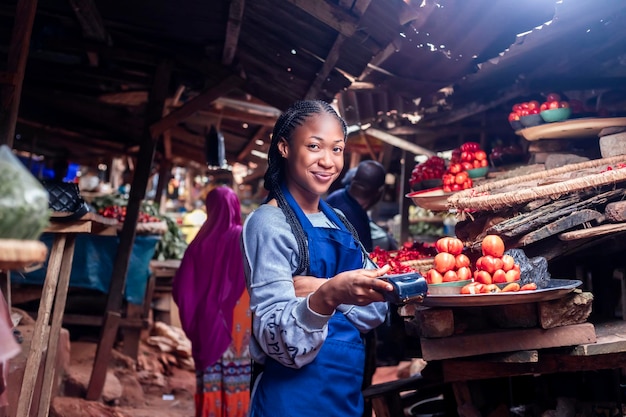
[287,0,359,38]
[67,0,111,44]
[193,107,277,127]
[359,130,377,161]
[305,34,347,100]
[237,126,269,163]
[0,0,38,147]
[306,0,370,98]
[222,0,245,66]
[364,128,435,157]
[149,74,244,139]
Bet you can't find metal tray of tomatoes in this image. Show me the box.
[422,279,582,307]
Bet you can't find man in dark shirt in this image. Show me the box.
[326,160,387,252]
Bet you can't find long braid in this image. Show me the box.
[265,100,347,275]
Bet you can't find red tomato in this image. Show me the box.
[527,100,540,110]
[546,93,561,102]
[451,183,462,192]
[443,270,458,282]
[434,252,456,274]
[480,159,488,167]
[508,112,519,122]
[435,237,464,255]
[474,270,492,285]
[505,269,521,282]
[455,254,470,268]
[448,163,462,174]
[456,266,472,281]
[442,174,455,186]
[512,103,523,113]
[481,235,505,258]
[426,268,443,284]
[474,150,487,161]
[461,162,474,171]
[501,255,515,272]
[548,100,560,109]
[476,255,503,274]
[492,269,507,284]
[559,101,569,108]
[455,171,469,185]
[540,102,549,111]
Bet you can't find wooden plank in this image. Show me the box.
[441,351,626,383]
[572,320,626,356]
[365,128,435,157]
[287,0,359,37]
[517,209,604,246]
[559,222,626,241]
[37,235,76,417]
[222,0,245,66]
[150,75,243,139]
[420,322,596,361]
[68,0,110,43]
[305,34,347,100]
[15,234,65,417]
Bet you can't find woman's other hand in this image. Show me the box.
[293,275,326,297]
[308,264,393,315]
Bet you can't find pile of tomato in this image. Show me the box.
[424,237,472,284]
[370,242,436,275]
[98,205,161,223]
[409,156,447,187]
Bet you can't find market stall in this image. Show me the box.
[385,134,626,414]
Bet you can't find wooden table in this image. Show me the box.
[147,259,181,326]
[13,213,117,417]
[421,320,626,415]
[0,239,48,417]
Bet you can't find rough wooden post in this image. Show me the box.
[86,59,172,400]
[0,0,38,147]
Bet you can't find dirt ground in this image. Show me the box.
[6,314,411,417]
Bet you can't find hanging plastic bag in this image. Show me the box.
[0,145,50,239]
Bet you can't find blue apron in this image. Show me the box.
[249,186,366,417]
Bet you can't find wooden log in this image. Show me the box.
[605,201,626,222]
[517,209,604,246]
[538,291,593,329]
[487,189,624,239]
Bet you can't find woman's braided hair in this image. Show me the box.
[265,100,363,275]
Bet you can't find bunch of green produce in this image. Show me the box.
[0,146,50,240]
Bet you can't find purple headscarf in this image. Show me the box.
[172,186,245,370]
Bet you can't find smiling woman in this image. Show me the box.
[241,100,393,417]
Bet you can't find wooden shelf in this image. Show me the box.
[516,117,626,141]
[0,239,47,270]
